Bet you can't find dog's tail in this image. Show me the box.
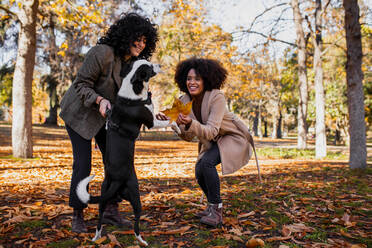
[76,175,95,204]
[76,175,122,204]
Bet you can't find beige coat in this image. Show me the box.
[178,89,253,175]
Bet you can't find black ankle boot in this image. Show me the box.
[72,209,87,233]
[102,202,131,227]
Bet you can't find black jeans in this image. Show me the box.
[195,142,222,204]
[66,125,106,210]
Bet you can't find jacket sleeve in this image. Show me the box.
[72,45,112,108]
[186,92,226,141]
[178,124,196,141]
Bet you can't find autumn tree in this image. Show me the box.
[37,0,108,125]
[343,0,367,169]
[312,0,330,158]
[290,0,310,149]
[152,0,239,107]
[1,0,39,158]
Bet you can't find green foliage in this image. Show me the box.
[364,80,372,128]
[0,64,14,106]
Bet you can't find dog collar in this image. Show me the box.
[116,91,152,106]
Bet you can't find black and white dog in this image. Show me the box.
[76,60,180,246]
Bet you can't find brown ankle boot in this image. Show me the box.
[200,204,223,227]
[102,202,131,227]
[72,209,87,233]
[196,204,212,218]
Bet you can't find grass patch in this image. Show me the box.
[17,220,48,229]
[47,239,79,248]
[265,210,292,225]
[0,155,41,161]
[175,203,189,210]
[304,228,327,242]
[116,234,136,244]
[257,148,347,160]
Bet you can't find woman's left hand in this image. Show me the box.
[176,114,192,125]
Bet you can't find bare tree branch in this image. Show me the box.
[322,36,345,54]
[0,4,19,21]
[246,2,289,32]
[269,6,292,37]
[322,0,331,16]
[242,30,297,47]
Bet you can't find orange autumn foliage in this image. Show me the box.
[162,98,193,121]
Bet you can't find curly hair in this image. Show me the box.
[175,57,228,94]
[97,13,158,59]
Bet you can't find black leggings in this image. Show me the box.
[66,125,106,210]
[195,142,221,204]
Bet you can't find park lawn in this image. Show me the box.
[0,123,371,248]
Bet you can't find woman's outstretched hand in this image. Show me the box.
[156,112,170,121]
[176,114,192,126]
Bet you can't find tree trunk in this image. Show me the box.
[277,111,282,138]
[343,0,367,169]
[253,111,259,136]
[44,79,58,125]
[291,0,308,149]
[12,0,38,158]
[44,15,59,125]
[272,117,278,138]
[272,92,281,139]
[258,101,263,138]
[314,0,327,158]
[263,120,268,137]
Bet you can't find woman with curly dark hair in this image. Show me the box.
[59,13,158,233]
[159,57,255,227]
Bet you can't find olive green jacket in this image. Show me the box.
[59,44,123,140]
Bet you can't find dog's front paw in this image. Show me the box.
[135,234,148,246]
[171,121,181,134]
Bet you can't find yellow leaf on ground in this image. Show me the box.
[94,236,107,244]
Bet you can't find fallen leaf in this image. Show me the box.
[238,211,255,219]
[94,236,107,244]
[340,229,354,238]
[246,238,265,247]
[108,234,122,248]
[282,223,314,233]
[350,245,367,248]
[229,227,243,236]
[266,236,291,242]
[162,98,192,121]
[281,225,291,237]
[3,215,42,225]
[152,225,191,235]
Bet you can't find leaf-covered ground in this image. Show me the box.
[0,123,371,248]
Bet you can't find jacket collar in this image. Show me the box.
[183,90,212,125]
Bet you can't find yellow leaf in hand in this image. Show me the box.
[162,98,192,122]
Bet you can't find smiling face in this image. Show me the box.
[186,68,204,97]
[130,36,147,57]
